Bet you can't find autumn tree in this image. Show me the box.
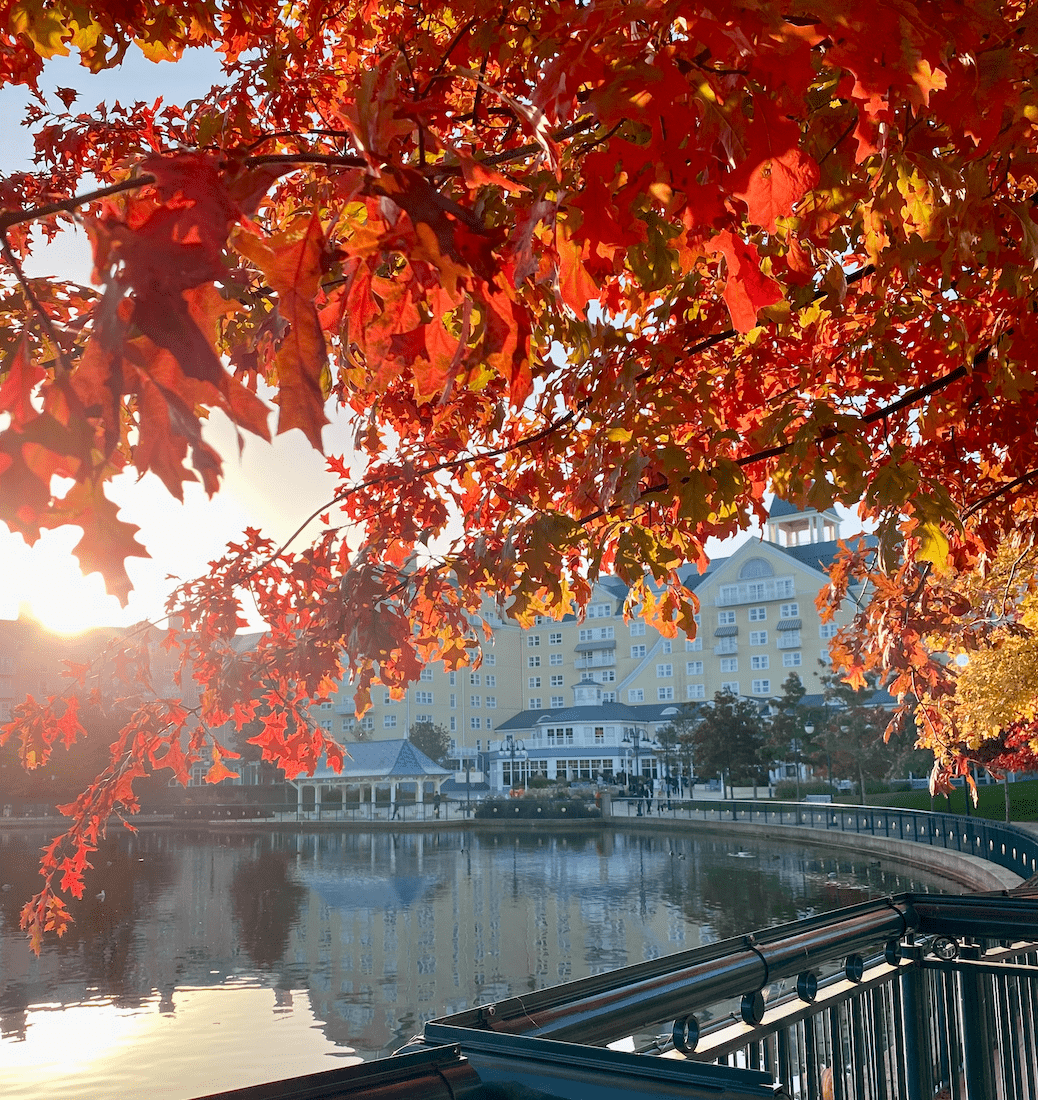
[407,720,451,766]
[821,673,898,804]
[912,541,1038,777]
[5,0,1038,945]
[693,691,769,796]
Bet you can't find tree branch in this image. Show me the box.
[962,465,1038,521]
[0,177,154,232]
[245,408,582,576]
[0,231,76,375]
[0,116,600,235]
[735,357,977,468]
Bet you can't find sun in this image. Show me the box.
[1,528,132,635]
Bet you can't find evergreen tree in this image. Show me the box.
[408,721,451,766]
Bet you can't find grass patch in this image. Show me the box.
[858,779,1038,822]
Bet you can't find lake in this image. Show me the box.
[0,824,951,1099]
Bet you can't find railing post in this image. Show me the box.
[959,945,998,1100]
[899,946,934,1100]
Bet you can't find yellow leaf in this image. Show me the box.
[915,522,949,573]
[10,0,71,57]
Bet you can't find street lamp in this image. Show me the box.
[622,728,660,815]
[622,728,642,814]
[498,734,527,793]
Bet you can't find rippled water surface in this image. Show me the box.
[0,825,950,1098]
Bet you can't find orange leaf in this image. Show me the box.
[233,216,330,450]
[204,742,240,785]
[556,222,598,318]
[707,231,785,333]
[730,99,820,232]
[0,337,45,429]
[44,481,150,606]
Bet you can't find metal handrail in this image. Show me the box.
[611,797,1038,881]
[425,890,1038,1099]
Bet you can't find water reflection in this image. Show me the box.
[0,826,949,1098]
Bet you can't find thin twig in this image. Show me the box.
[1000,547,1029,620]
[962,466,1038,521]
[248,408,582,575]
[0,231,76,375]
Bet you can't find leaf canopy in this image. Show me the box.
[5,0,1038,945]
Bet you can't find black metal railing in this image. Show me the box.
[610,797,1038,882]
[422,890,1038,1100]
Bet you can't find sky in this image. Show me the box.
[0,47,343,633]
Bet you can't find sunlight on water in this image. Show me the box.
[0,981,358,1100]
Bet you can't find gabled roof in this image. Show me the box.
[776,534,876,573]
[295,739,452,781]
[768,497,803,518]
[496,700,704,731]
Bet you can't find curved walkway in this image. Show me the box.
[608,796,1036,892]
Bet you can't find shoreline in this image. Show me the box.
[1,810,1022,893]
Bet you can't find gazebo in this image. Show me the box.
[288,739,452,816]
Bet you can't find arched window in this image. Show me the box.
[739,557,774,580]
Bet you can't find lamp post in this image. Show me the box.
[498,734,526,793]
[801,723,815,823]
[622,728,661,814]
[818,699,834,793]
[622,729,642,814]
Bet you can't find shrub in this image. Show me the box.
[474,798,601,820]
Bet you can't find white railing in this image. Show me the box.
[716,577,795,606]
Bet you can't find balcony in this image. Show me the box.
[713,640,737,655]
[716,577,795,606]
[776,631,801,649]
[575,653,616,670]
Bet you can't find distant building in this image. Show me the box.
[0,502,867,798]
[326,501,868,792]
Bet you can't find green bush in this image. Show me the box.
[474,798,601,820]
[774,780,837,799]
